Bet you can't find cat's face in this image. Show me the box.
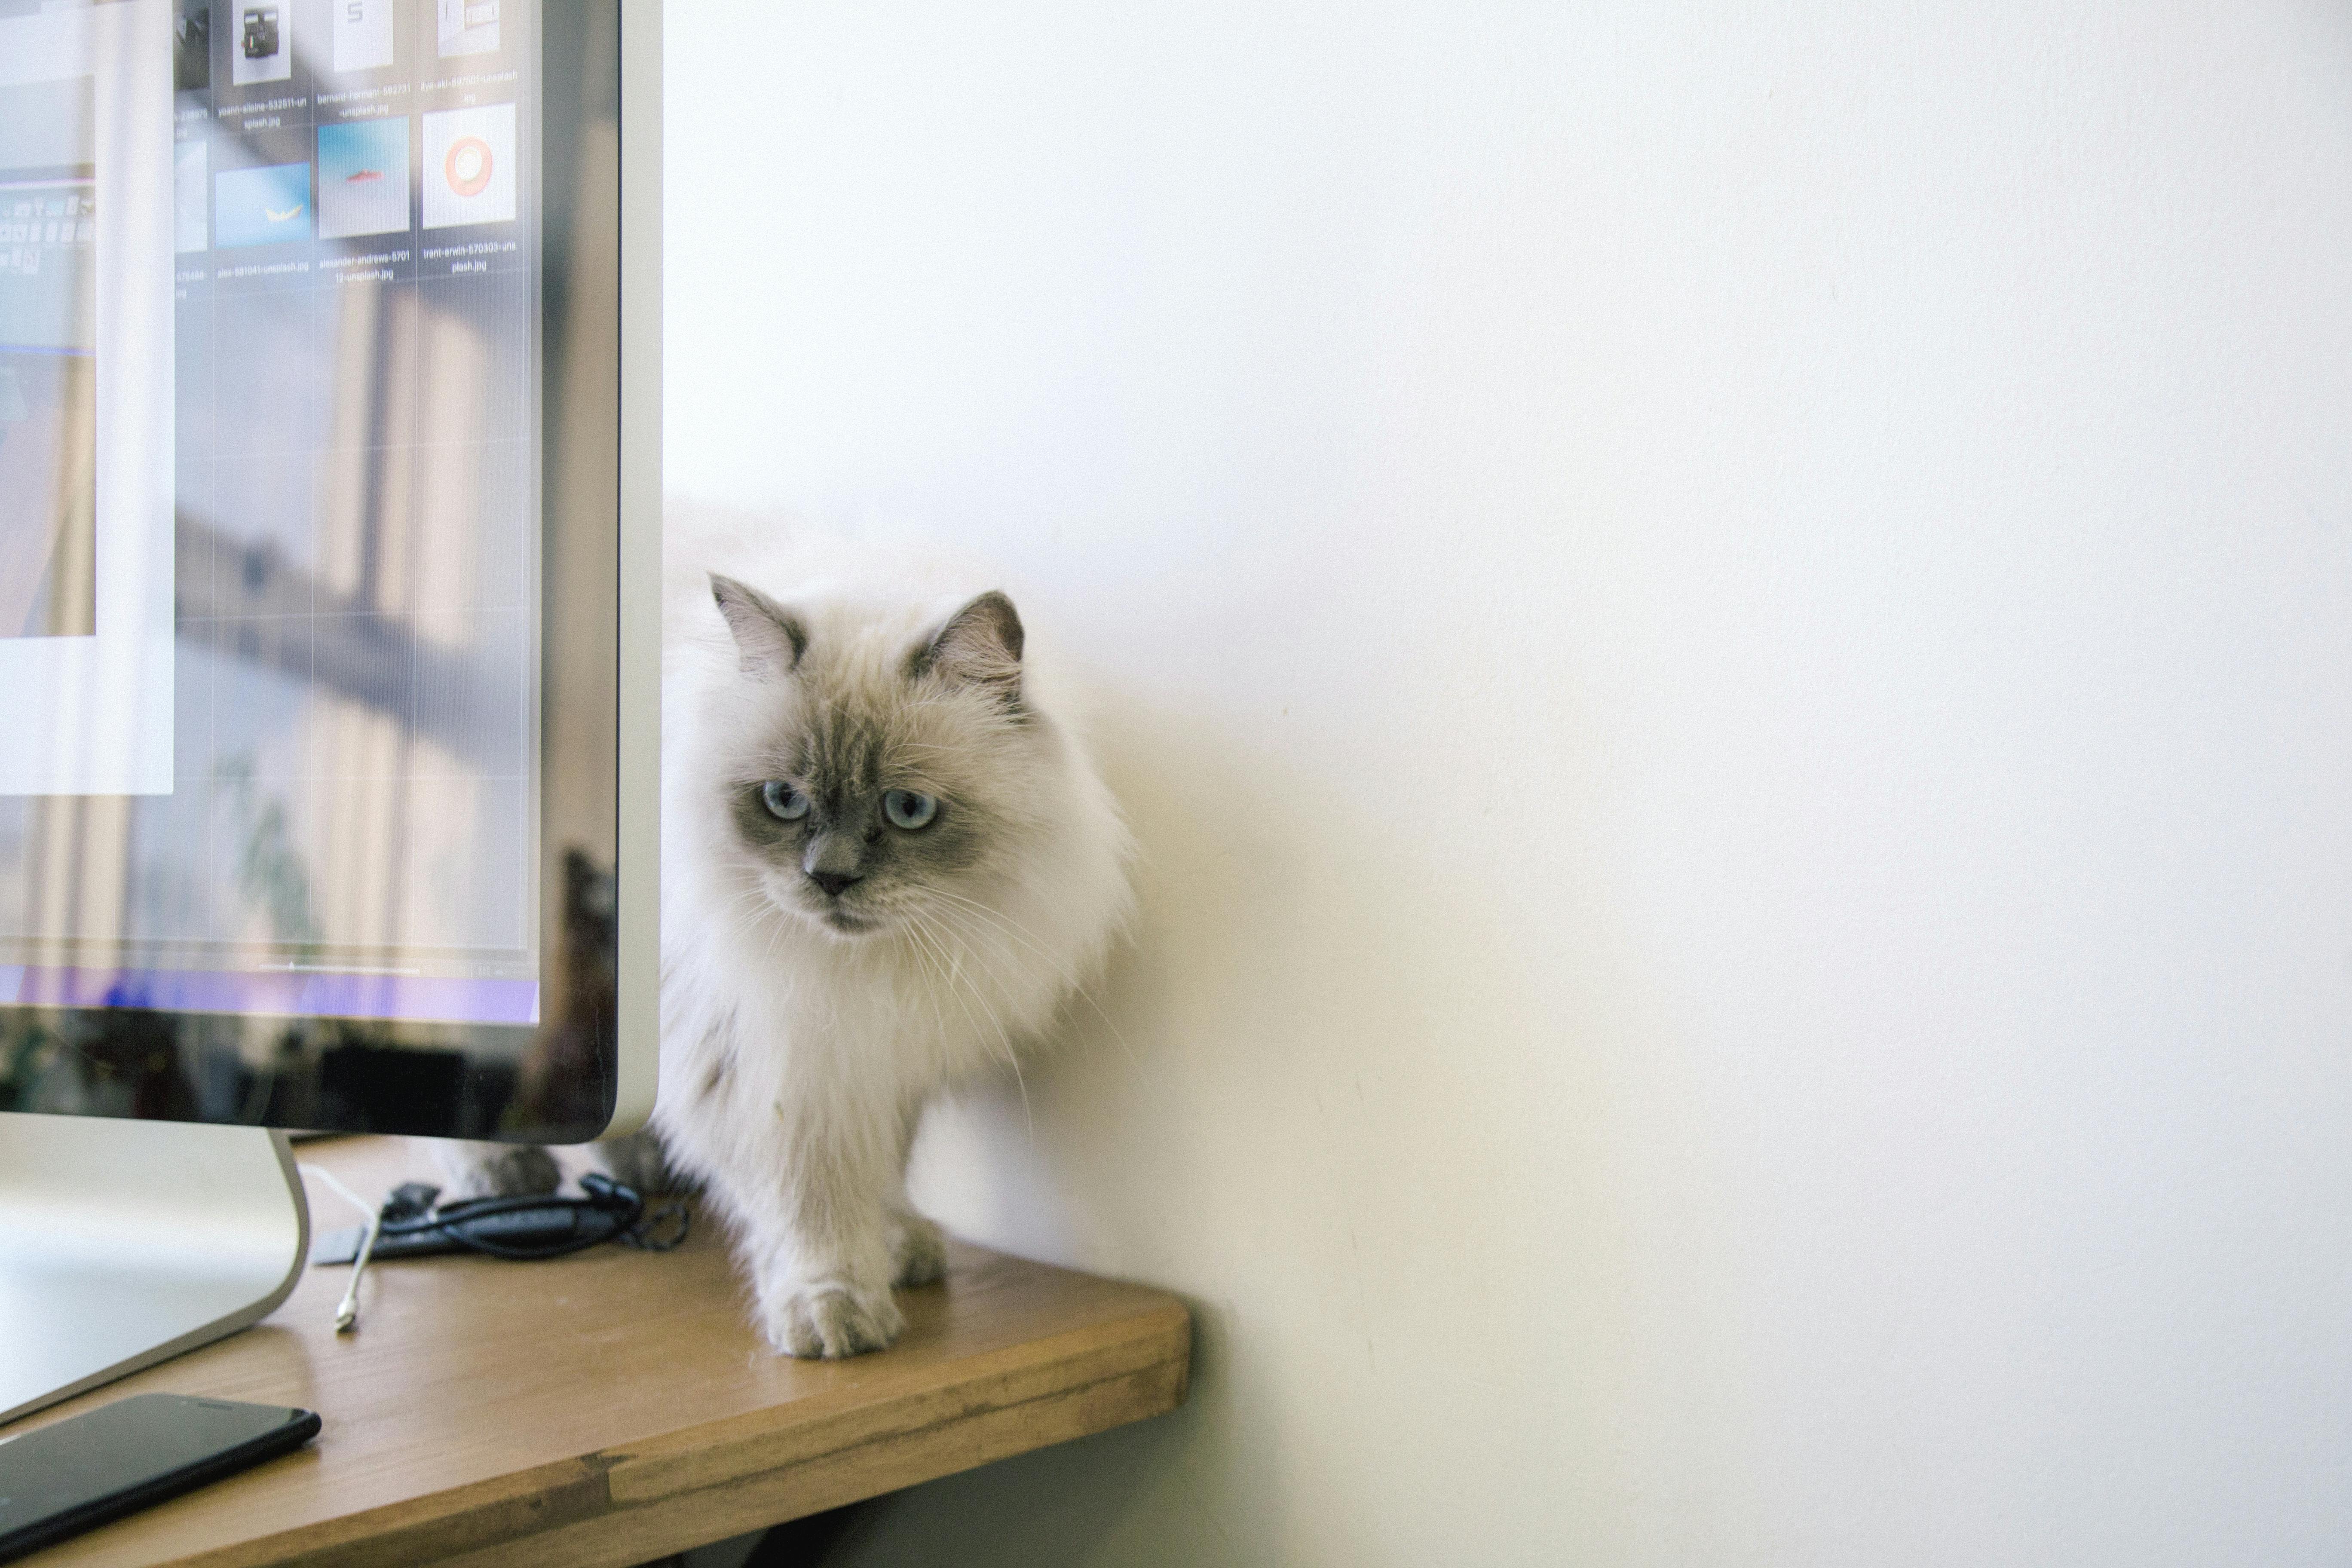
[708,576,1047,941]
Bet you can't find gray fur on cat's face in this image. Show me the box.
[710,575,1050,939]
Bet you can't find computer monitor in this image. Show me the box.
[0,0,659,1423]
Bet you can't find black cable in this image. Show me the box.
[367,1174,690,1260]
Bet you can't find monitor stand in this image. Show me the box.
[0,1113,310,1426]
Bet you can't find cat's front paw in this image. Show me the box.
[594,1129,688,1197]
[426,1138,560,1199]
[762,1282,904,1360]
[890,1212,947,1288]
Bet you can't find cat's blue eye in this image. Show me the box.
[761,781,810,821]
[883,789,938,830]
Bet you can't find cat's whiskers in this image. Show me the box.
[897,910,980,1048]
[889,920,955,1046]
[924,887,1088,1001]
[906,909,1010,1060]
[716,876,796,965]
[904,910,1031,1136]
[925,886,1142,1071]
[923,922,1032,1049]
[905,907,1034,1141]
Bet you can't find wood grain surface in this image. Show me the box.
[6,1137,1190,1568]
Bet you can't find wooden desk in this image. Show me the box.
[12,1138,1191,1568]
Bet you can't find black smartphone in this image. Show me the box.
[0,1393,320,1563]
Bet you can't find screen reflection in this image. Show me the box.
[0,1,622,1141]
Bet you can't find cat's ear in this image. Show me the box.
[908,591,1024,705]
[710,574,808,678]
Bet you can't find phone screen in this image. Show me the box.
[0,1392,318,1560]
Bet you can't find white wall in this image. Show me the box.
[663,3,2352,1562]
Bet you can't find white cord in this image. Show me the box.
[298,1164,382,1334]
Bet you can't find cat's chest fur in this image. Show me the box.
[652,891,1055,1171]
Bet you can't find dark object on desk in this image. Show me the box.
[310,1174,689,1266]
[0,1393,318,1564]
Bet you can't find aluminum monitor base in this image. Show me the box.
[0,1113,310,1427]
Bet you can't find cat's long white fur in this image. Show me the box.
[650,503,1133,1356]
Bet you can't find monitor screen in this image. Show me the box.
[0,0,638,1141]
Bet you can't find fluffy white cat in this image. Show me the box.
[437,510,1132,1359]
[653,512,1132,1356]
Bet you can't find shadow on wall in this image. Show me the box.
[887,697,1678,1565]
[815,1405,1204,1565]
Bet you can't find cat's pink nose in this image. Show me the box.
[809,870,863,899]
